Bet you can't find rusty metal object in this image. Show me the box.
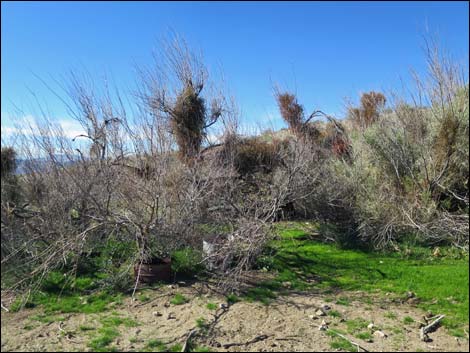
[134,258,172,283]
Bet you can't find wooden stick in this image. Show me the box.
[1,302,9,312]
[420,314,445,341]
[222,334,270,348]
[181,329,197,352]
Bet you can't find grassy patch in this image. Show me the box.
[403,316,415,325]
[146,339,167,351]
[79,324,95,331]
[329,310,342,318]
[355,332,373,341]
[226,294,239,304]
[206,302,217,310]
[327,329,356,352]
[170,293,189,305]
[385,311,397,319]
[88,327,120,351]
[345,318,369,334]
[263,223,469,328]
[336,297,351,306]
[195,317,209,333]
[100,314,139,328]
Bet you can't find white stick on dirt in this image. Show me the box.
[420,314,445,341]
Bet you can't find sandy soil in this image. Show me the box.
[1,282,469,352]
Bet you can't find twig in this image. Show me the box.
[420,314,445,341]
[326,329,369,352]
[1,302,9,312]
[222,334,270,349]
[181,329,197,352]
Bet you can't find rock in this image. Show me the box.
[135,329,141,335]
[219,303,228,310]
[406,291,415,299]
[282,281,292,289]
[315,309,326,316]
[367,323,375,330]
[177,281,186,286]
[318,320,328,331]
[373,330,387,338]
[321,305,331,311]
[407,297,420,305]
[167,313,176,320]
[164,302,170,308]
[152,311,162,317]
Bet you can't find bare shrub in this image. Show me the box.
[139,34,223,163]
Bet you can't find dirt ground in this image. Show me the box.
[1,281,469,352]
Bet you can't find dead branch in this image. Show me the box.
[420,314,445,341]
[222,334,270,349]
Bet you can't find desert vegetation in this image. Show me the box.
[1,35,468,352]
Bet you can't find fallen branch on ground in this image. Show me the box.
[181,329,197,352]
[222,334,270,348]
[420,314,445,341]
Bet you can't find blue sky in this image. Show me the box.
[1,1,469,138]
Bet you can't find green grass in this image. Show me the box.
[336,297,351,306]
[260,223,469,329]
[170,293,189,305]
[355,332,373,341]
[329,310,342,318]
[206,302,217,310]
[345,318,369,334]
[100,314,139,328]
[385,311,397,319]
[195,317,209,333]
[79,324,95,331]
[403,316,415,325]
[138,293,151,302]
[145,339,167,351]
[88,327,120,351]
[226,294,239,304]
[327,329,356,352]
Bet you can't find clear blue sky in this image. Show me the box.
[1,1,469,136]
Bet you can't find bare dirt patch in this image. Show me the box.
[1,284,468,352]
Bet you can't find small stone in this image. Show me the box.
[318,320,328,331]
[219,303,228,309]
[406,291,415,299]
[373,330,387,338]
[367,323,375,330]
[135,329,141,335]
[164,302,170,308]
[282,281,292,289]
[152,311,162,317]
[321,305,331,311]
[167,313,175,320]
[315,309,326,316]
